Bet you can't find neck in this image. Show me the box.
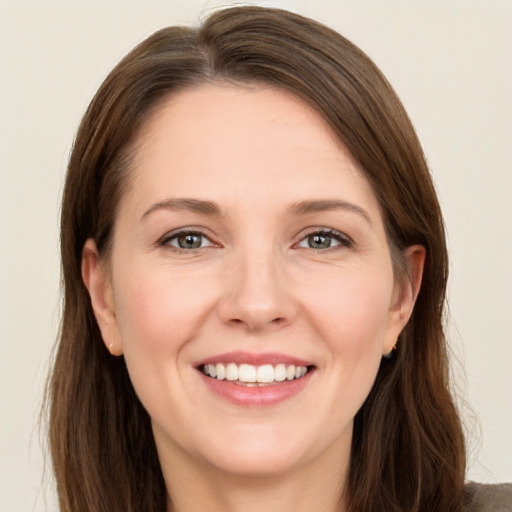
[160,443,349,512]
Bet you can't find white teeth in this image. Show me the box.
[239,364,256,383]
[202,362,309,383]
[256,364,274,383]
[225,363,238,381]
[215,363,225,380]
[274,364,287,381]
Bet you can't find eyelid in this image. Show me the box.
[157,226,352,251]
[158,227,219,250]
[294,227,353,249]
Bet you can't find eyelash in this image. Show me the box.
[296,228,352,251]
[159,230,217,252]
[158,228,352,252]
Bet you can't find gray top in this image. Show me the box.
[465,483,512,512]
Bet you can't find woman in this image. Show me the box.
[46,6,509,512]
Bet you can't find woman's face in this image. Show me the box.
[84,83,421,480]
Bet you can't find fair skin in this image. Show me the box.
[82,83,425,512]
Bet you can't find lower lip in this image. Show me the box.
[199,370,313,407]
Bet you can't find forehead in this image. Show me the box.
[123,82,381,218]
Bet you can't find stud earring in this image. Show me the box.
[383,342,397,359]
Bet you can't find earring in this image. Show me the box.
[108,343,114,353]
[383,342,397,359]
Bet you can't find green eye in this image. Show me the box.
[297,230,351,250]
[307,234,334,249]
[161,231,214,250]
[176,233,204,249]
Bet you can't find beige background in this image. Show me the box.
[1,1,510,510]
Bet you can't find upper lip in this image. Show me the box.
[194,351,314,368]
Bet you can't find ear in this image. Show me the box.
[383,244,426,355]
[81,238,123,356]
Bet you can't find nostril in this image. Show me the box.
[228,317,286,328]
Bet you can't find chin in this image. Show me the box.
[203,441,306,478]
[189,417,349,479]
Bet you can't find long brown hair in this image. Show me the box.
[46,6,465,512]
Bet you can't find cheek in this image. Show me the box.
[304,266,394,352]
[112,264,219,357]
[298,263,393,413]
[111,265,220,434]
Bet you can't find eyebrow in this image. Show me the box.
[141,198,222,220]
[288,199,372,225]
[141,197,372,224]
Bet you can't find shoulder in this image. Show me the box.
[465,482,512,512]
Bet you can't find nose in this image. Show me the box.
[217,249,296,332]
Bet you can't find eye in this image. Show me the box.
[160,230,216,250]
[297,229,351,250]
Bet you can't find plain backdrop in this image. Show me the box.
[1,1,511,510]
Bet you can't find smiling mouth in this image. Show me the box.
[201,362,313,386]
